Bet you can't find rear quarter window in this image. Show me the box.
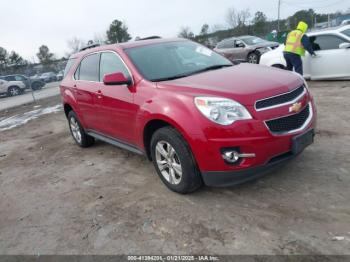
[64,58,76,77]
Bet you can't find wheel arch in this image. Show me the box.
[142,115,197,161]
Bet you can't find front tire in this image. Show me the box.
[67,111,94,148]
[7,86,22,97]
[247,52,259,64]
[150,127,202,194]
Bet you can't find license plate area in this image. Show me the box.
[292,129,314,155]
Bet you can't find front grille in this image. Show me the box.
[256,85,305,110]
[266,104,310,133]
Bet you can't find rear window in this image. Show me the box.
[64,58,76,77]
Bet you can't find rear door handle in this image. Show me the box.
[96,90,103,99]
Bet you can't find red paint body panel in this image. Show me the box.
[60,39,316,175]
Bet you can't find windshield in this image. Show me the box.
[125,41,232,81]
[240,36,266,45]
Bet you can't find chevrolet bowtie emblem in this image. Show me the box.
[289,102,302,113]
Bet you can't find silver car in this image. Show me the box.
[214,35,279,64]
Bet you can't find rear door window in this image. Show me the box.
[217,39,235,49]
[77,54,100,81]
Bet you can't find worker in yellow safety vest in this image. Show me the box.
[283,21,316,75]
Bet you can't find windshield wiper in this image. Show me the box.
[151,73,194,82]
[151,64,233,82]
[189,64,233,75]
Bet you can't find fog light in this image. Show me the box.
[221,149,256,164]
[222,151,240,163]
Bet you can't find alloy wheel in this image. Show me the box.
[10,87,20,96]
[155,141,183,185]
[248,54,258,64]
[70,117,82,144]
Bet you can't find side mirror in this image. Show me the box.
[236,42,245,48]
[339,43,350,49]
[103,72,132,86]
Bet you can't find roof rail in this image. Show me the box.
[79,43,101,52]
[136,36,162,41]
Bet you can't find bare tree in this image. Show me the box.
[226,8,251,28]
[239,9,251,26]
[93,33,107,45]
[226,8,239,28]
[67,37,84,56]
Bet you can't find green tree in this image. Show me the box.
[8,51,24,66]
[37,45,54,65]
[200,24,210,35]
[252,11,267,35]
[0,47,9,71]
[106,20,132,43]
[289,9,315,29]
[178,27,195,39]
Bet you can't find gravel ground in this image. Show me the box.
[0,81,349,255]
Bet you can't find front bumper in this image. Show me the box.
[202,150,296,187]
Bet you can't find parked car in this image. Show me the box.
[40,72,57,83]
[341,19,350,26]
[56,70,64,81]
[60,38,316,194]
[260,25,350,80]
[0,78,26,97]
[214,35,279,64]
[1,74,45,90]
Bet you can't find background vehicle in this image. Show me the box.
[260,25,350,80]
[56,70,64,81]
[0,78,26,97]
[40,72,57,83]
[341,19,350,26]
[61,38,316,194]
[214,35,279,64]
[1,74,45,90]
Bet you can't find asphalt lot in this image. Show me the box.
[0,82,60,111]
[0,81,349,255]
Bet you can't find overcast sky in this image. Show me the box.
[1,0,349,61]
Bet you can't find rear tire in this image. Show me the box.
[150,127,203,194]
[67,111,95,148]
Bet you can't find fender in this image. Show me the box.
[135,92,207,150]
[61,88,87,127]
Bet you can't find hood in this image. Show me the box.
[249,41,279,49]
[297,21,308,33]
[156,64,303,106]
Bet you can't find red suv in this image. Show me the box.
[60,38,316,194]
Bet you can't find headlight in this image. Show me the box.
[257,47,271,54]
[194,97,252,125]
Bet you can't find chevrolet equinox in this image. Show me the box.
[60,38,316,194]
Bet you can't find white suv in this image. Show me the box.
[260,25,350,80]
[0,78,26,97]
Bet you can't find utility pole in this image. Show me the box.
[277,0,281,32]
